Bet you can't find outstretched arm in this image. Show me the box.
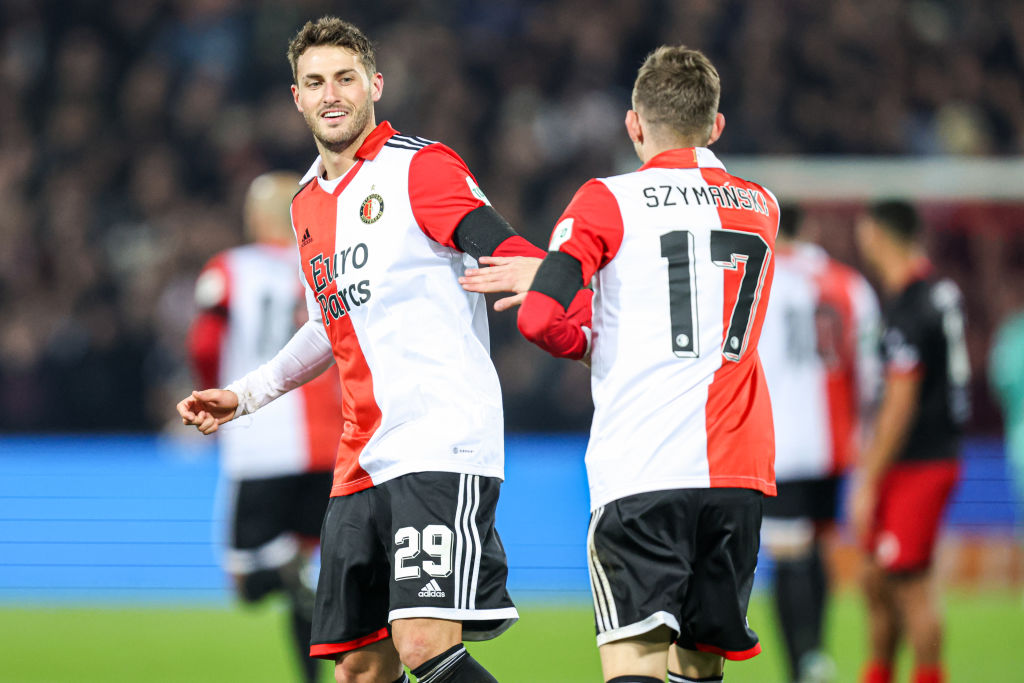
[176,318,334,435]
[459,255,543,311]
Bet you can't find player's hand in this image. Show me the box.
[847,474,878,545]
[176,389,239,435]
[459,256,543,311]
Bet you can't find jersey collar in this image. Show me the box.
[638,147,726,172]
[299,121,399,184]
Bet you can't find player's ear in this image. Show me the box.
[291,83,302,111]
[625,109,643,145]
[371,72,383,102]
[707,113,726,146]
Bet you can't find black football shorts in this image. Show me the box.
[588,487,763,660]
[223,471,332,574]
[310,471,518,659]
[761,475,840,522]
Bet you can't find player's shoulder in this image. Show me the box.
[384,131,440,154]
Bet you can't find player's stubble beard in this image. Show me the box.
[307,94,373,155]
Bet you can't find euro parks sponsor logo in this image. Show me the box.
[418,579,445,598]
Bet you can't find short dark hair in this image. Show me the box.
[287,16,376,83]
[632,45,720,143]
[869,200,920,243]
[778,204,803,239]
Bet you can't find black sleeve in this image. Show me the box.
[452,206,518,260]
[530,251,584,311]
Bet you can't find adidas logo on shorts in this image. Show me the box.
[418,579,445,598]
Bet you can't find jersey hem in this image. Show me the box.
[309,627,390,659]
[331,460,505,497]
[595,611,681,646]
[590,477,775,510]
[388,607,519,641]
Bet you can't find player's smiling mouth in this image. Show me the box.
[321,109,348,119]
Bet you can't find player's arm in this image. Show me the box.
[849,322,923,541]
[517,253,594,360]
[517,179,623,360]
[409,144,545,305]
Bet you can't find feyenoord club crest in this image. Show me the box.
[360,193,384,224]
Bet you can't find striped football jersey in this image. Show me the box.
[758,242,881,481]
[550,148,780,509]
[289,122,505,497]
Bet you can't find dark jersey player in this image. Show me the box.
[850,200,969,683]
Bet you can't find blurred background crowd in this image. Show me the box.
[1,0,1023,433]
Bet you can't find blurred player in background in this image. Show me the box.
[988,290,1024,576]
[187,171,341,683]
[758,205,880,683]
[850,201,969,683]
[465,45,779,683]
[179,16,547,683]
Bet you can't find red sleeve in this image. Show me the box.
[517,288,593,359]
[549,179,625,284]
[187,255,231,388]
[408,143,488,248]
[492,235,545,258]
[187,312,227,388]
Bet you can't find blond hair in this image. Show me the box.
[632,46,720,144]
[287,16,376,83]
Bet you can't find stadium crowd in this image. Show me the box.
[1,0,1023,432]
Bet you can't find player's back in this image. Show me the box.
[195,243,343,478]
[583,148,778,508]
[759,243,880,480]
[883,273,970,462]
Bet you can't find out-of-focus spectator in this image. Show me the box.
[0,0,1022,431]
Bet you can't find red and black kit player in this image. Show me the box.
[851,200,969,683]
[464,46,779,683]
[178,17,547,683]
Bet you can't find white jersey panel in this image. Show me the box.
[217,245,310,479]
[586,167,737,508]
[758,245,831,480]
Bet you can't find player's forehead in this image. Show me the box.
[296,45,366,80]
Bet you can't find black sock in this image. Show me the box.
[773,541,827,680]
[288,605,319,683]
[410,644,497,682]
[239,568,285,602]
[606,677,663,683]
[667,674,724,682]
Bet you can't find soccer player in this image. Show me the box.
[850,201,969,683]
[464,45,779,683]
[187,171,342,683]
[758,205,880,683]
[177,16,546,683]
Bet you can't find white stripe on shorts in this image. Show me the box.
[587,506,619,632]
[455,474,482,610]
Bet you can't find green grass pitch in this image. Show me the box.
[1,591,1020,682]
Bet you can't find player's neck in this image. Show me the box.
[317,120,376,180]
[882,248,927,294]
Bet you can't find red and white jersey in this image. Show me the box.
[286,122,505,497]
[189,244,344,479]
[758,243,881,481]
[551,148,780,509]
